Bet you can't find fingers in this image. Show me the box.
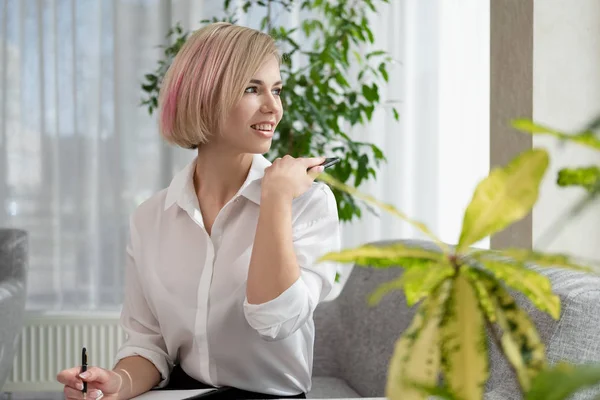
[307,165,325,178]
[64,386,104,400]
[79,366,111,384]
[272,156,325,166]
[301,157,326,167]
[57,367,84,391]
[57,366,110,400]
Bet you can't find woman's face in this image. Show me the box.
[218,55,283,154]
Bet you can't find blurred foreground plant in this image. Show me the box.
[316,145,600,400]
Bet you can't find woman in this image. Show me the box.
[57,22,339,400]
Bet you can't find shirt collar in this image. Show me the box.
[164,153,271,211]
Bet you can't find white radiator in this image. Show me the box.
[4,312,125,392]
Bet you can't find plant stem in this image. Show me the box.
[484,318,526,396]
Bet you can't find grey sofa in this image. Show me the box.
[309,239,600,399]
[0,229,28,392]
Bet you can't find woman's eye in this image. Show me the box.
[244,86,258,94]
[272,88,282,96]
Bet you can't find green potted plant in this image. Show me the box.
[140,0,398,223]
[316,124,600,399]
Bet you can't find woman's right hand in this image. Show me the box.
[57,366,122,399]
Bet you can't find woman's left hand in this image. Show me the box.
[261,155,326,201]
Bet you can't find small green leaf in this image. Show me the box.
[526,362,600,400]
[334,73,350,88]
[386,281,451,400]
[368,262,454,307]
[371,144,384,160]
[378,62,389,81]
[348,92,357,105]
[362,84,376,102]
[457,148,549,253]
[440,271,488,400]
[366,50,387,59]
[557,166,600,193]
[365,26,375,43]
[364,104,375,120]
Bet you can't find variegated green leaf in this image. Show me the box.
[318,242,445,268]
[402,263,455,306]
[317,172,450,254]
[457,148,549,253]
[368,262,455,306]
[440,271,488,400]
[386,281,451,400]
[512,118,600,151]
[463,268,496,323]
[526,362,600,400]
[498,248,596,273]
[474,257,560,319]
[474,271,547,391]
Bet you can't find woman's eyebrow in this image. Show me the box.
[249,79,283,86]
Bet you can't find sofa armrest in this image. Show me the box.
[543,269,600,400]
[486,267,600,400]
[0,277,28,389]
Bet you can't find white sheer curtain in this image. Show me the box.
[1,0,489,312]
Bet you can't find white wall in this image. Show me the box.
[436,0,490,247]
[533,0,600,259]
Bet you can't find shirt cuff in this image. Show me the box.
[113,346,173,389]
[243,277,313,340]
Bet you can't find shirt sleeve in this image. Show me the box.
[113,217,174,388]
[243,183,340,341]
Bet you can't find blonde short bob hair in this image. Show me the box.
[158,23,280,149]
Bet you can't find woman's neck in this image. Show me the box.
[193,144,254,207]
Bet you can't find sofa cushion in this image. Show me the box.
[308,377,361,398]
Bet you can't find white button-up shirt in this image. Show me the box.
[113,154,340,396]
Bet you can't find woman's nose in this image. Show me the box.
[261,95,280,114]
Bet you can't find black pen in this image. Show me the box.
[81,347,87,395]
[321,157,340,169]
[307,157,340,172]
